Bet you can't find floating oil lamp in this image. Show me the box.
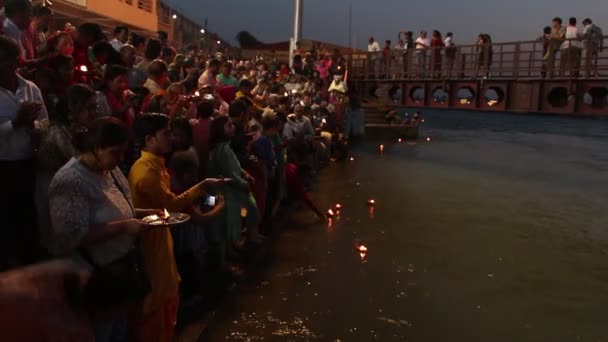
[367,199,376,206]
[398,138,403,143]
[349,157,355,161]
[335,203,342,210]
[327,209,335,217]
[356,244,368,253]
[356,244,369,262]
[426,137,432,142]
[79,65,88,72]
[379,144,384,152]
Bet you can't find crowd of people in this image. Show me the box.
[367,17,603,79]
[0,0,363,341]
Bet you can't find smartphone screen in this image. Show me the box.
[206,196,216,207]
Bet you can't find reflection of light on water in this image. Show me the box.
[228,312,318,340]
[368,206,375,219]
[277,267,319,278]
[359,252,367,262]
[377,316,413,328]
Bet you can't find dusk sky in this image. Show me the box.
[173,0,608,48]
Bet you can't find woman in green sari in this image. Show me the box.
[207,115,260,273]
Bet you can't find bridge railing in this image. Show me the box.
[348,36,608,81]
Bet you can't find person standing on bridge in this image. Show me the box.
[544,17,566,78]
[581,18,603,77]
[415,31,430,78]
[368,37,381,79]
[430,30,443,79]
[444,32,456,78]
[560,17,581,77]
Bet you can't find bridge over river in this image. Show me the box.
[347,36,608,116]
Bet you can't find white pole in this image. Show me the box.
[290,0,303,68]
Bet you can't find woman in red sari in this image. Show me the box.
[430,30,444,79]
[98,65,138,126]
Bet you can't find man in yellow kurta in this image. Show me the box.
[128,113,221,342]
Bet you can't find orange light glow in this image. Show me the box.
[163,209,170,218]
[380,145,385,152]
[335,204,342,210]
[426,137,432,142]
[398,138,403,143]
[327,209,335,217]
[368,199,376,205]
[79,65,88,72]
[350,157,355,161]
[357,245,368,252]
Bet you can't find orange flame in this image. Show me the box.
[357,245,368,252]
[163,209,170,218]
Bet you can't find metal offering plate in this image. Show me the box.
[142,212,190,227]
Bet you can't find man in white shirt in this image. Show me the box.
[0,36,49,270]
[368,37,381,78]
[444,32,456,77]
[415,31,431,77]
[560,17,580,77]
[143,59,169,96]
[283,105,315,141]
[110,26,129,52]
[2,0,33,59]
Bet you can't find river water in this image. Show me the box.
[201,110,608,342]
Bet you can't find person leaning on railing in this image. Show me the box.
[580,18,604,77]
[544,17,566,78]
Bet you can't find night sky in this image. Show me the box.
[172,0,607,48]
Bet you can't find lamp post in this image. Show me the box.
[289,0,303,68]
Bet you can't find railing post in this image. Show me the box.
[499,44,503,78]
[529,41,536,78]
[513,42,521,79]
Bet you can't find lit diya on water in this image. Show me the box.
[367,199,376,206]
[355,244,369,261]
[426,137,432,142]
[379,145,385,152]
[327,209,335,217]
[142,209,190,227]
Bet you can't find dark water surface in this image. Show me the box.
[201,110,608,342]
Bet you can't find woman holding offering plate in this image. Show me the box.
[127,113,225,342]
[48,117,160,342]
